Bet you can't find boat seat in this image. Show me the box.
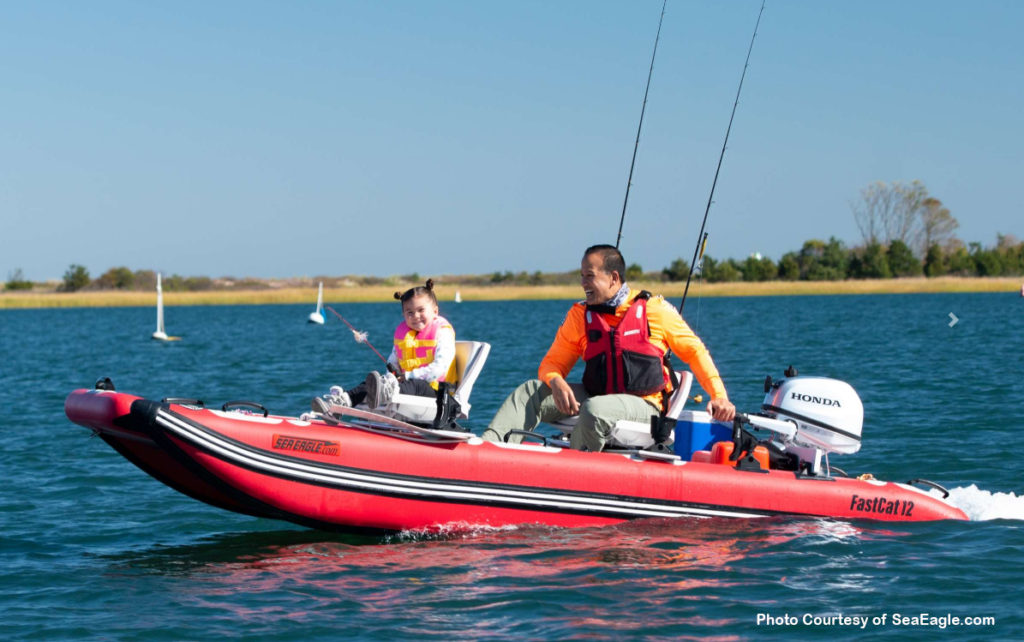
[383,340,491,424]
[553,371,693,449]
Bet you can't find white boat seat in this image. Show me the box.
[383,340,491,423]
[554,371,693,448]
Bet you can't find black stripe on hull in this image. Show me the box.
[98,432,270,521]
[146,405,795,529]
[122,400,303,523]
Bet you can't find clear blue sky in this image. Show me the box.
[3,0,1022,281]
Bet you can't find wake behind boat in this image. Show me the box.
[65,354,967,532]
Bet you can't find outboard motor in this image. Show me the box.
[762,376,863,455]
[741,369,864,476]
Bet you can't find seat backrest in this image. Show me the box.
[453,341,491,413]
[665,371,693,419]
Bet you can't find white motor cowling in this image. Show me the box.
[762,376,863,455]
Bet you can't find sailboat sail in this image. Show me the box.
[308,282,326,324]
[152,273,174,340]
[155,274,165,335]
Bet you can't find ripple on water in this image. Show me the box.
[3,296,1023,639]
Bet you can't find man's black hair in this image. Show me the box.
[583,244,626,280]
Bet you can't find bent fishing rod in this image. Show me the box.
[678,0,765,313]
[615,0,668,249]
[324,304,390,365]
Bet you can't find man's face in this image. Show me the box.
[580,253,621,305]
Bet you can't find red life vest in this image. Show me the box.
[581,292,672,399]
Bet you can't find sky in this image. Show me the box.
[3,0,1023,281]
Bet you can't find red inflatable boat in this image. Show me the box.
[65,373,967,532]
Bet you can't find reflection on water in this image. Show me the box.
[110,518,871,578]
[96,517,900,636]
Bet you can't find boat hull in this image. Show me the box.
[65,389,968,532]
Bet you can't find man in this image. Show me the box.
[482,244,735,451]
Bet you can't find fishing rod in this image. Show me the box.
[615,0,668,249]
[679,0,765,313]
[324,305,390,365]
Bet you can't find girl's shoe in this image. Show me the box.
[366,371,399,409]
[328,386,352,407]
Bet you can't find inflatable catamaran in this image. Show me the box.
[65,344,966,532]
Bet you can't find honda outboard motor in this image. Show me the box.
[762,376,863,455]
[738,370,864,476]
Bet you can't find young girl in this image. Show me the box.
[313,279,457,413]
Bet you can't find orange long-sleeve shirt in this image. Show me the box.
[538,288,728,406]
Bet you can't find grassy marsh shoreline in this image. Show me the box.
[2,277,1021,309]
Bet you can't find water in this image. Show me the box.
[2,293,1023,639]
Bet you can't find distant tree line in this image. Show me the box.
[658,180,1024,283]
[654,234,1024,284]
[2,266,279,293]
[5,181,1021,293]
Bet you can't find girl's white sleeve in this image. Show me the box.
[405,327,455,382]
[387,345,400,371]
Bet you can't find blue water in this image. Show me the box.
[2,293,1023,639]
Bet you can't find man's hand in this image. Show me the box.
[707,397,735,423]
[548,376,580,416]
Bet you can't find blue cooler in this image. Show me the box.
[673,410,732,458]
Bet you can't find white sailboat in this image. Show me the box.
[308,282,326,324]
[152,273,179,341]
[454,290,462,303]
